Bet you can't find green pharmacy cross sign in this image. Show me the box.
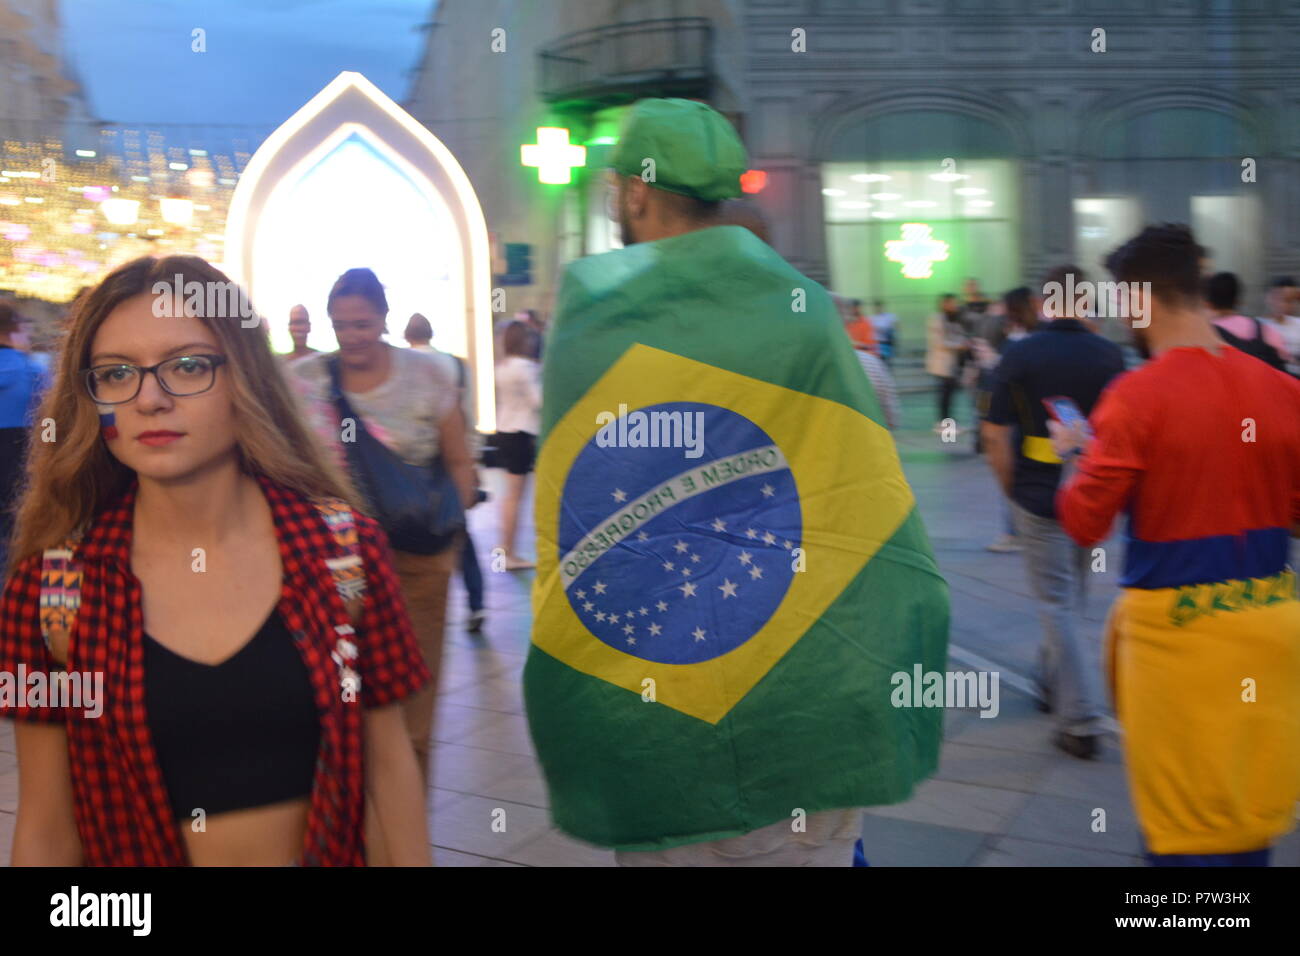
[521,127,587,185]
[885,223,950,279]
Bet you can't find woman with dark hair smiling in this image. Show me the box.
[292,268,475,783]
[1,255,431,866]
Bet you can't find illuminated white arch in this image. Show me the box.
[224,70,496,431]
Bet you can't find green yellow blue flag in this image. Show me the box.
[524,225,949,850]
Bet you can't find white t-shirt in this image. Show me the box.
[293,346,457,466]
[494,356,542,435]
[870,312,898,336]
[1274,315,1300,366]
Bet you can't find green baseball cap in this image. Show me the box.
[610,98,747,201]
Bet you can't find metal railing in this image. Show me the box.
[538,17,713,105]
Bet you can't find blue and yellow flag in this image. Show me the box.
[524,225,949,850]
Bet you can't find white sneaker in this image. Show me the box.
[986,534,1022,553]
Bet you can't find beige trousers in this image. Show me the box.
[614,809,861,867]
[392,543,457,783]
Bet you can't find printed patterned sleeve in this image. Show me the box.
[353,512,431,708]
[0,553,71,723]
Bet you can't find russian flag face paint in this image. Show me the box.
[97,404,118,440]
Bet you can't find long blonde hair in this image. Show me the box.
[7,254,360,570]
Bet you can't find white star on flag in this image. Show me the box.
[692,626,706,642]
[738,550,752,566]
[595,611,606,622]
[762,531,776,545]
[575,589,585,599]
[711,517,726,532]
[690,553,701,563]
[583,601,595,611]
[749,565,763,580]
[662,561,675,571]
[674,540,689,554]
[626,609,636,619]
[648,622,662,636]
[783,540,793,549]
[608,613,620,624]
[656,600,668,612]
[718,579,738,599]
[745,528,758,539]
[681,568,691,577]
[639,607,648,616]
[637,531,649,541]
[626,636,636,645]
[612,488,627,502]
[761,483,775,497]
[680,581,698,597]
[623,624,634,635]
[593,580,607,595]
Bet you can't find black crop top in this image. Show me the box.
[143,609,321,822]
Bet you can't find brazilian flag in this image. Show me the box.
[524,225,949,850]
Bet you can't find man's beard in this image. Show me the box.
[615,185,639,246]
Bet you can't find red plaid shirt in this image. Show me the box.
[0,472,429,866]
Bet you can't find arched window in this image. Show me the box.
[1081,105,1262,306]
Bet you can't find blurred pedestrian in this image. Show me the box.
[982,264,1125,758]
[1,256,431,865]
[1260,276,1300,376]
[1205,272,1289,373]
[493,320,541,570]
[852,342,901,430]
[961,276,991,327]
[404,312,486,632]
[869,299,898,366]
[292,268,474,783]
[1057,224,1300,864]
[285,304,318,362]
[0,301,50,575]
[977,286,1037,552]
[926,293,968,432]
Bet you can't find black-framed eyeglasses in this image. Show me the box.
[82,354,228,405]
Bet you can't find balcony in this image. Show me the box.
[539,17,714,109]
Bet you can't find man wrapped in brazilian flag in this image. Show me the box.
[523,98,950,865]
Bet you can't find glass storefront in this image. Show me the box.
[822,109,1020,344]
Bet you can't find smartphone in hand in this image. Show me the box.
[1042,395,1093,443]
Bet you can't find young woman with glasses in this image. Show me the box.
[0,255,431,866]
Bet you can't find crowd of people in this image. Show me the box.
[0,97,1296,869]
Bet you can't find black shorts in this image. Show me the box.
[493,431,536,475]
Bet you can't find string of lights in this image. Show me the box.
[0,131,248,302]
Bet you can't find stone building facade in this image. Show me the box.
[407,0,1300,328]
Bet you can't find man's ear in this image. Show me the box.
[624,176,649,219]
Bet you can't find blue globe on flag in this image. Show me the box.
[557,401,802,665]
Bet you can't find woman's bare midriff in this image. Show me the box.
[180,797,311,866]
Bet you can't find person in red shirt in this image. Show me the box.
[1054,224,1300,866]
[0,255,432,866]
